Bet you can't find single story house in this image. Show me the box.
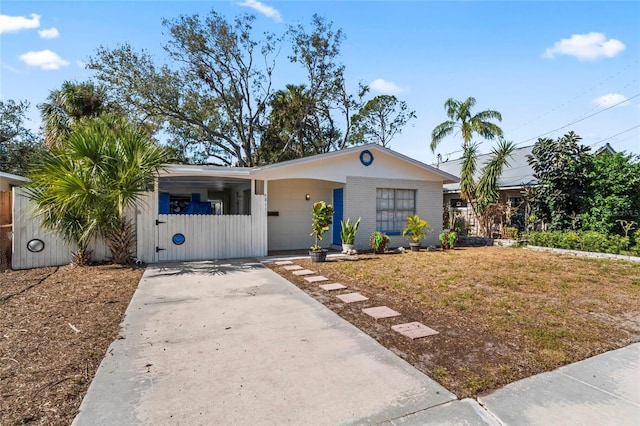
[0,171,29,192]
[435,142,617,234]
[12,144,458,269]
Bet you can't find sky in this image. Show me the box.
[1,1,639,165]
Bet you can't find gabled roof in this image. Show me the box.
[254,143,459,183]
[436,145,537,193]
[162,144,459,184]
[595,143,616,156]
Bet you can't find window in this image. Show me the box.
[376,188,416,233]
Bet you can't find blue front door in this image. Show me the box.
[333,188,344,245]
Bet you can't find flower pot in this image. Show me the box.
[309,249,328,262]
[342,243,354,253]
[409,242,421,252]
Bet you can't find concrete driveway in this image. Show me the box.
[73,260,459,425]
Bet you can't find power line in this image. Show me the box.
[512,93,640,147]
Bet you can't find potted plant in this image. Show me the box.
[370,231,390,254]
[402,214,431,252]
[439,229,458,250]
[340,217,361,253]
[309,201,334,262]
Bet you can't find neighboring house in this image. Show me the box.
[436,143,617,235]
[1,171,28,268]
[12,144,458,269]
[436,145,536,235]
[0,171,29,192]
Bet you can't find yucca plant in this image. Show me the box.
[340,217,361,245]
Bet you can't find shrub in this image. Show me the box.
[370,231,390,254]
[527,230,632,255]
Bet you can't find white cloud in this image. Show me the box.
[38,27,59,39]
[542,32,625,61]
[76,60,87,69]
[370,78,402,95]
[19,49,69,70]
[0,13,40,34]
[592,93,630,108]
[237,0,282,23]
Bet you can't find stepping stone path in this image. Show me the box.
[362,306,401,319]
[392,322,439,339]
[274,260,293,265]
[336,292,369,303]
[277,267,437,341]
[283,265,303,271]
[304,275,329,283]
[319,283,347,291]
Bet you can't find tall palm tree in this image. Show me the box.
[27,114,170,265]
[38,81,110,148]
[431,97,504,203]
[430,97,503,152]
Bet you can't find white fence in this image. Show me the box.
[135,191,268,263]
[12,188,268,269]
[12,188,111,269]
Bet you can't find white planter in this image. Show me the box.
[342,244,354,253]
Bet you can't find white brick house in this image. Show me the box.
[12,144,458,268]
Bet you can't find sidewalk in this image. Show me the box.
[73,259,640,425]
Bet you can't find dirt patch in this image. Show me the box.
[0,264,143,425]
[267,246,640,398]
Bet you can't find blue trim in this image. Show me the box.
[333,188,344,245]
[383,231,401,236]
[359,149,374,166]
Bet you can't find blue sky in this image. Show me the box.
[1,1,639,164]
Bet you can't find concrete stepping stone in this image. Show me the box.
[292,269,316,276]
[319,283,347,291]
[304,275,329,283]
[392,322,438,339]
[362,306,401,319]
[283,265,303,271]
[274,260,294,265]
[337,292,369,303]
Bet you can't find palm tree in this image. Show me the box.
[38,81,110,148]
[430,96,503,152]
[27,114,169,265]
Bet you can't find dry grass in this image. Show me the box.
[272,246,640,397]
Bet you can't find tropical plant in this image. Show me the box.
[340,217,361,245]
[430,97,503,152]
[27,114,170,265]
[527,131,591,231]
[431,97,503,203]
[402,214,431,243]
[310,201,334,251]
[370,231,390,253]
[38,81,111,148]
[439,230,458,250]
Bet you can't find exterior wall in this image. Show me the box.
[345,177,443,250]
[267,179,342,251]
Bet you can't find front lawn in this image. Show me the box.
[269,246,640,398]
